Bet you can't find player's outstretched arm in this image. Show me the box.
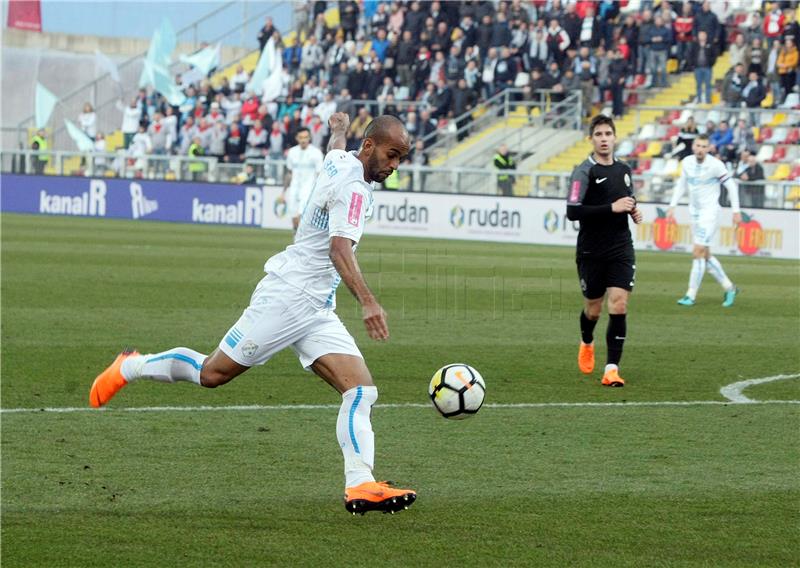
[329,236,389,341]
[327,112,351,153]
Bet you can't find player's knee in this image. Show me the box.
[585,303,602,319]
[608,296,628,314]
[199,367,232,388]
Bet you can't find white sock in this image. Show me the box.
[120,348,205,384]
[706,256,733,291]
[687,258,707,300]
[604,363,618,373]
[337,385,378,488]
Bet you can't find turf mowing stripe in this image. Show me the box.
[2,400,799,414]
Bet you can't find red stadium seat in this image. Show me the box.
[632,142,648,157]
[788,165,800,180]
[634,159,651,174]
[769,146,787,162]
[757,126,772,143]
[784,128,800,144]
[660,110,680,124]
[665,126,680,139]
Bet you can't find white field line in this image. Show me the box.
[2,400,799,415]
[719,373,800,403]
[3,374,798,415]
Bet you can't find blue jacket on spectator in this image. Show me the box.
[645,25,672,51]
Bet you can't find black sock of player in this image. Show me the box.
[606,314,627,366]
[580,310,598,344]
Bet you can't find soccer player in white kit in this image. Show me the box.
[89,114,417,515]
[667,133,742,307]
[282,127,324,232]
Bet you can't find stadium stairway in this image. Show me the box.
[535,54,732,181]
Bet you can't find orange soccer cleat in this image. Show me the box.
[601,367,625,387]
[578,342,595,374]
[344,481,417,515]
[89,349,139,408]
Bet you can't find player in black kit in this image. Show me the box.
[566,115,642,387]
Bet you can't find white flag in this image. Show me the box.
[64,119,95,152]
[179,43,221,76]
[35,83,59,128]
[247,37,282,99]
[94,49,120,82]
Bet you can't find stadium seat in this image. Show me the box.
[768,113,787,126]
[634,158,651,174]
[769,146,787,163]
[768,163,791,180]
[665,125,680,140]
[761,90,775,108]
[756,145,774,162]
[617,139,635,156]
[637,124,656,140]
[641,141,663,157]
[788,165,800,180]
[757,126,772,143]
[650,158,666,175]
[632,141,648,156]
[663,158,680,177]
[767,127,788,144]
[784,128,800,144]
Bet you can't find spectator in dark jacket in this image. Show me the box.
[257,17,276,51]
[347,60,368,99]
[737,154,766,207]
[491,12,512,48]
[609,49,629,118]
[494,46,517,92]
[693,1,721,48]
[477,14,494,55]
[646,15,672,88]
[340,1,359,41]
[742,71,767,113]
[404,1,426,39]
[721,63,747,106]
[687,30,717,103]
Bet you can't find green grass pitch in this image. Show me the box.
[2,213,799,567]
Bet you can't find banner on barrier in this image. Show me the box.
[1,175,797,259]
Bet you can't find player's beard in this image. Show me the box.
[367,151,388,182]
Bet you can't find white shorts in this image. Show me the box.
[690,209,719,247]
[286,186,313,218]
[218,274,362,369]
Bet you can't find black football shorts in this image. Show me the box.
[577,256,636,299]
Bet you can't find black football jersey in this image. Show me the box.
[566,155,635,260]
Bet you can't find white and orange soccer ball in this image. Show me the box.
[428,363,486,419]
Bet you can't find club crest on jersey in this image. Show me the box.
[624,173,631,187]
[348,192,363,226]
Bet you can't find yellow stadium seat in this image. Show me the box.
[786,186,800,200]
[324,7,340,27]
[768,113,787,126]
[761,90,774,108]
[666,59,679,73]
[641,141,663,158]
[769,164,791,180]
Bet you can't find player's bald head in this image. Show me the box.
[363,115,410,148]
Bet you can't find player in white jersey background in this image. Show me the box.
[89,113,418,515]
[282,127,324,233]
[667,133,742,307]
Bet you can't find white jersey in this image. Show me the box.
[265,150,374,309]
[670,154,740,213]
[286,144,324,193]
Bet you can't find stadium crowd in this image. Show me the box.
[64,0,798,187]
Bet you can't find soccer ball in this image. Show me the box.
[428,364,486,419]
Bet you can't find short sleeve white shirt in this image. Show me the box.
[264,150,374,308]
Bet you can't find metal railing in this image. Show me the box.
[629,105,800,134]
[420,89,583,161]
[15,2,297,153]
[4,149,798,209]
